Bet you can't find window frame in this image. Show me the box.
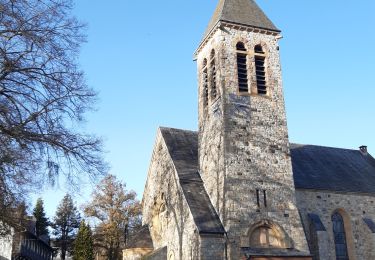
[201,58,209,108]
[253,44,268,96]
[209,49,218,101]
[236,42,250,94]
[332,212,349,260]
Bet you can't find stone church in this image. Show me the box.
[123,0,375,259]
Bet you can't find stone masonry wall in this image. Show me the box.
[197,25,310,259]
[0,224,13,260]
[199,234,226,259]
[296,189,375,260]
[142,129,200,260]
[198,32,226,222]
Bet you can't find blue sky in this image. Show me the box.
[36,0,375,218]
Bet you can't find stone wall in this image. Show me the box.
[122,248,153,260]
[196,24,310,259]
[142,129,200,259]
[0,225,13,260]
[197,32,226,221]
[199,234,225,259]
[296,189,375,260]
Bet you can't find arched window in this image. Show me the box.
[236,42,248,92]
[210,49,217,100]
[249,222,289,249]
[202,59,209,107]
[254,44,267,95]
[332,212,349,260]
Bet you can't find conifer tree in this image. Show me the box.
[73,220,94,260]
[33,198,49,237]
[53,194,81,260]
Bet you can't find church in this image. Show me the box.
[123,0,375,259]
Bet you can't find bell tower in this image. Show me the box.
[195,0,311,258]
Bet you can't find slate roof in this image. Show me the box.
[160,127,225,234]
[363,218,375,233]
[160,128,375,196]
[241,247,311,257]
[125,225,153,249]
[144,246,167,260]
[202,0,279,44]
[291,144,375,194]
[308,213,326,231]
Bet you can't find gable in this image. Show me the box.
[160,127,225,234]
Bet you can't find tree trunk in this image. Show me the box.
[61,241,67,260]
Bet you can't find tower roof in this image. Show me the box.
[201,0,279,43]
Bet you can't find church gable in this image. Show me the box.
[141,127,224,259]
[160,127,225,235]
[142,127,199,258]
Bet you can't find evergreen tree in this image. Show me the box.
[33,198,49,237]
[53,194,81,260]
[73,220,94,260]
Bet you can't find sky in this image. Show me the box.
[34,0,375,218]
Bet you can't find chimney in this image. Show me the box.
[359,145,368,154]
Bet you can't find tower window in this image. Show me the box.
[254,45,267,95]
[210,49,217,100]
[263,190,267,207]
[255,44,265,54]
[256,189,260,207]
[236,42,248,93]
[202,59,209,107]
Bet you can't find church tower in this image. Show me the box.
[196,0,311,258]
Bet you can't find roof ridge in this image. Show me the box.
[290,143,361,152]
[159,126,197,133]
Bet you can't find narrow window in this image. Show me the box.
[263,190,267,207]
[254,45,267,95]
[236,42,248,92]
[256,189,260,207]
[210,49,217,100]
[202,59,209,107]
[332,212,349,260]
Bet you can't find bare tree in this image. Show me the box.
[0,0,107,230]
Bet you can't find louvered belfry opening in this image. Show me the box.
[210,49,217,100]
[202,59,209,107]
[236,42,248,93]
[254,45,267,95]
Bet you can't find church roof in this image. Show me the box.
[291,144,375,194]
[202,0,279,43]
[160,127,225,234]
[160,128,375,195]
[125,225,153,249]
